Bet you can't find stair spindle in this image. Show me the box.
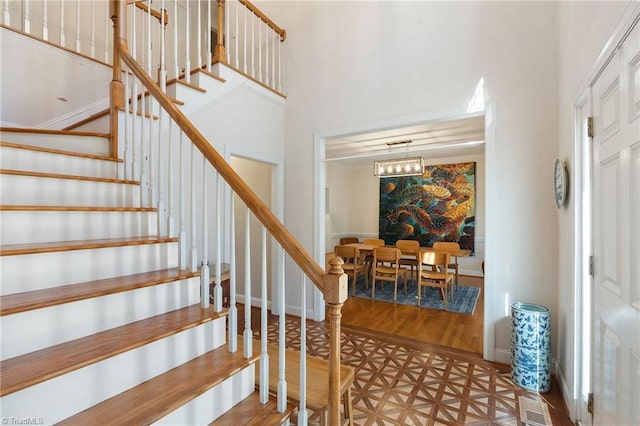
[259,226,269,403]
[228,195,238,352]
[298,275,308,425]
[243,207,252,358]
[277,247,287,413]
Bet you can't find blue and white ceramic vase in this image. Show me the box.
[511,302,551,392]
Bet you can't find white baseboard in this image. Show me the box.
[555,359,575,422]
[494,347,511,365]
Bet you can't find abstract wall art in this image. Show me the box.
[379,162,476,252]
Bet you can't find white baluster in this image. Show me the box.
[225,0,230,64]
[90,0,95,57]
[258,19,262,81]
[75,0,80,52]
[184,0,190,83]
[59,0,65,47]
[264,22,269,85]
[160,0,167,90]
[272,32,275,88]
[207,0,212,72]
[201,158,210,308]
[167,120,176,237]
[234,0,239,69]
[139,80,149,207]
[190,144,198,271]
[251,13,255,78]
[146,0,151,77]
[297,275,308,425]
[173,0,179,80]
[104,1,109,62]
[278,36,282,92]
[260,226,269,403]
[3,1,10,26]
[242,3,247,73]
[155,107,165,235]
[23,0,30,34]
[214,173,223,312]
[179,131,188,269]
[42,0,48,41]
[196,0,201,70]
[277,247,287,412]
[124,71,132,180]
[228,195,238,352]
[243,207,253,358]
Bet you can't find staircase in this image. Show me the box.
[0,128,291,424]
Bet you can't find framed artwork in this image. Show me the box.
[379,161,476,253]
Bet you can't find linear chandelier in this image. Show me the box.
[373,140,424,178]
[374,156,425,177]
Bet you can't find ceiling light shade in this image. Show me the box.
[373,156,425,178]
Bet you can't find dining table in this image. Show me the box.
[345,242,471,289]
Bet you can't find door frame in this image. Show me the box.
[571,4,640,423]
[312,103,496,359]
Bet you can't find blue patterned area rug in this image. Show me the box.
[352,276,480,315]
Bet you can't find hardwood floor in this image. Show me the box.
[341,274,484,354]
[242,273,573,425]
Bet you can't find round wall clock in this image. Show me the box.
[554,158,568,208]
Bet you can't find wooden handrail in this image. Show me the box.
[127,0,169,25]
[116,40,328,298]
[239,0,286,41]
[111,1,345,421]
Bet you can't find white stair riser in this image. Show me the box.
[0,174,141,207]
[0,242,179,294]
[1,210,158,245]
[1,277,201,360]
[0,146,118,178]
[0,131,110,156]
[0,318,227,425]
[191,71,226,93]
[157,366,255,425]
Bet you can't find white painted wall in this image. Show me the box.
[556,1,632,420]
[326,152,485,276]
[259,0,559,360]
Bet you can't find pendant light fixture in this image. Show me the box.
[373,140,424,178]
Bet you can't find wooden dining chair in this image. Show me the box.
[417,251,454,310]
[334,245,367,296]
[339,237,359,245]
[395,239,420,283]
[371,247,404,302]
[433,241,460,289]
[362,238,385,278]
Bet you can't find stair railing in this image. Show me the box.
[109,1,347,424]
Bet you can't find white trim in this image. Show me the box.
[483,98,497,362]
[314,104,493,358]
[38,97,109,130]
[569,4,639,424]
[494,348,511,365]
[555,358,574,417]
[313,134,326,321]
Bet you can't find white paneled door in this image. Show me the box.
[591,18,640,426]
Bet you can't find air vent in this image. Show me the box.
[518,396,552,426]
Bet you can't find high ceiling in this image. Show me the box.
[325,115,486,168]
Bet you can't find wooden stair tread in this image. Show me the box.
[58,345,255,425]
[0,268,199,316]
[250,340,355,412]
[0,236,178,256]
[0,141,121,162]
[0,168,138,184]
[210,392,293,425]
[0,305,228,397]
[0,127,110,138]
[189,67,226,83]
[0,205,156,212]
[168,77,207,93]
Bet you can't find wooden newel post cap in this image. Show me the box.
[328,257,344,275]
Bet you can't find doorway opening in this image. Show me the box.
[316,109,489,356]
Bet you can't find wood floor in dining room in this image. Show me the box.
[342,274,485,355]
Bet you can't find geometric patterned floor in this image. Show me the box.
[257,316,562,425]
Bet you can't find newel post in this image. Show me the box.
[325,257,348,425]
[214,0,226,63]
[109,0,126,158]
